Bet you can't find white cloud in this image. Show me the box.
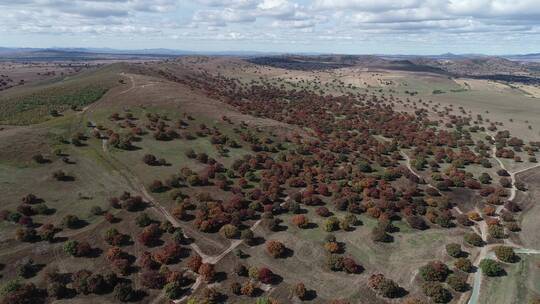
[1,0,539,53]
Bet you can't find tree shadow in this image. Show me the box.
[87,247,103,258]
[214,271,228,283]
[303,289,318,301]
[279,247,294,259]
[304,223,319,229]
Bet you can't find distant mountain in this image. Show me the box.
[505,53,540,61]
[0,47,284,60]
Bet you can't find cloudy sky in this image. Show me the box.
[1,0,540,54]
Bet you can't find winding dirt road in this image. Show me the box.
[465,134,540,304]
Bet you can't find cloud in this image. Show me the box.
[1,0,539,53]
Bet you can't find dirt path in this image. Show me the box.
[465,135,540,304]
[400,151,463,215]
[117,73,136,96]
[88,119,266,303]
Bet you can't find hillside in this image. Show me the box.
[0,57,539,304]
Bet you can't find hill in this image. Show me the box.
[0,57,539,304]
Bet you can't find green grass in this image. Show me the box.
[0,64,123,125]
[479,255,540,304]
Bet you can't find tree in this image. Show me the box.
[75,241,92,257]
[454,258,473,273]
[494,246,516,263]
[266,240,285,258]
[316,207,331,217]
[293,282,307,299]
[406,216,428,230]
[137,223,161,246]
[343,257,362,274]
[143,154,157,165]
[479,173,491,184]
[326,254,344,271]
[32,154,47,164]
[63,240,78,256]
[153,242,182,265]
[241,281,256,296]
[368,274,402,298]
[479,259,504,276]
[258,267,274,284]
[135,213,153,227]
[323,216,340,232]
[230,282,241,295]
[140,270,165,289]
[15,228,37,242]
[47,282,68,299]
[16,258,38,279]
[164,281,182,299]
[291,214,309,228]
[114,283,136,302]
[324,241,340,254]
[219,224,239,239]
[445,243,462,258]
[419,261,449,282]
[187,255,202,273]
[198,263,215,282]
[201,287,220,304]
[234,264,247,277]
[371,226,391,242]
[446,273,467,292]
[61,215,81,229]
[488,224,505,239]
[422,282,451,303]
[0,282,45,304]
[464,232,484,247]
[241,229,255,245]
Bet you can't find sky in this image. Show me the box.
[1,0,540,55]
